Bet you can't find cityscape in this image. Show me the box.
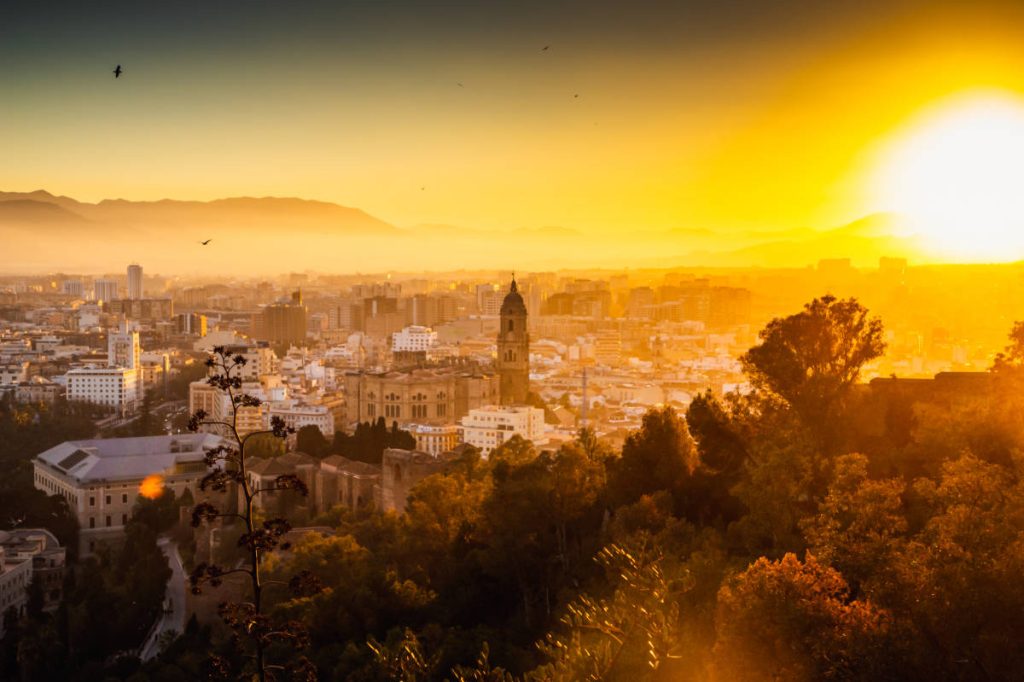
[5,1,1024,681]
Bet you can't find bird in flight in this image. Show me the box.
[113,65,122,78]
[457,82,464,87]
[200,239,212,245]
[542,45,550,51]
[574,94,579,98]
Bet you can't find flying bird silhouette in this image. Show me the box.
[113,65,122,78]
[457,82,464,87]
[542,46,550,51]
[200,239,212,245]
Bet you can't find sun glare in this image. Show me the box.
[139,474,166,500]
[870,92,1024,261]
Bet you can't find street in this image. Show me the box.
[139,537,187,661]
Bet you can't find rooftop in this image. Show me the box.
[35,433,228,483]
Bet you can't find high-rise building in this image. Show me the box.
[127,264,143,300]
[496,277,530,405]
[175,313,208,336]
[61,280,84,297]
[107,321,140,369]
[94,279,118,302]
[254,290,308,346]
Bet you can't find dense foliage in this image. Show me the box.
[332,418,417,464]
[3,519,171,681]
[246,295,1024,680]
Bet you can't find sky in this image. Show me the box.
[5,0,1024,241]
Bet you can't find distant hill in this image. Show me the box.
[0,199,89,225]
[0,190,924,274]
[0,191,397,235]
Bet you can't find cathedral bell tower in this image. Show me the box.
[497,276,530,405]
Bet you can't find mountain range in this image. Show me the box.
[0,190,924,274]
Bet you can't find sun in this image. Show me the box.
[868,92,1024,261]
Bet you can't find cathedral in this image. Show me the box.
[497,276,530,405]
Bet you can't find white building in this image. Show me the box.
[406,423,460,456]
[459,405,548,456]
[107,321,141,369]
[0,361,30,385]
[392,325,438,353]
[65,367,141,415]
[266,400,334,438]
[33,434,229,555]
[93,279,119,303]
[61,280,84,297]
[0,529,66,636]
[127,263,143,300]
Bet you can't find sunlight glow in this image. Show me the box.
[870,92,1024,261]
[139,474,166,500]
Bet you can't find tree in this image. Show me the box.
[607,406,697,514]
[246,432,287,459]
[991,320,1024,372]
[800,453,907,594]
[684,391,749,525]
[296,425,330,458]
[740,295,885,449]
[712,553,892,682]
[532,542,690,681]
[336,419,417,464]
[187,347,318,681]
[887,454,1024,678]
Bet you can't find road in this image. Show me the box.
[140,537,187,661]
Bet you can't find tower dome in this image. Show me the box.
[501,276,527,315]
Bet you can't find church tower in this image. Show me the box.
[497,276,530,405]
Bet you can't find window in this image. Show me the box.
[105,495,111,505]
[122,513,128,524]
[89,517,95,529]
[106,516,111,527]
[508,320,514,332]
[122,493,128,504]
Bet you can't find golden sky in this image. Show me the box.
[4,1,1024,250]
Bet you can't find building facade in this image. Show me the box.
[406,423,460,456]
[459,405,547,456]
[94,279,119,303]
[65,367,141,415]
[379,448,449,513]
[33,434,230,555]
[0,529,66,636]
[127,264,143,300]
[392,325,438,353]
[343,368,499,427]
[255,291,308,346]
